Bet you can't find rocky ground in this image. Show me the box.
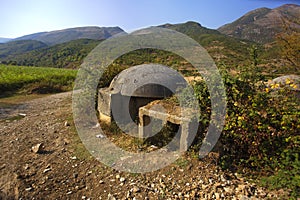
[0,92,286,199]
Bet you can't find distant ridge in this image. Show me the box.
[13,26,126,45]
[218,4,300,43]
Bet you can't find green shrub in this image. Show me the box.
[190,68,299,197]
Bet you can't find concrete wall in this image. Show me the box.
[98,88,111,116]
[111,95,160,124]
[98,87,164,125]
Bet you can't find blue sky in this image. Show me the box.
[1,0,299,38]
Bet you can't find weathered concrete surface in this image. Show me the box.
[98,64,189,124]
[109,64,187,98]
[138,100,197,151]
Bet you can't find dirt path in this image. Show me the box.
[0,92,282,199]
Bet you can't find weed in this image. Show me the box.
[174,158,189,167]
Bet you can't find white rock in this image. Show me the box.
[96,134,105,139]
[71,156,77,160]
[120,177,126,182]
[31,143,43,153]
[24,164,29,170]
[43,168,51,173]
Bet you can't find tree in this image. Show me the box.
[249,44,259,67]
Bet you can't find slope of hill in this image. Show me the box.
[0,40,48,59]
[162,21,257,65]
[159,21,220,36]
[218,4,300,43]
[13,26,126,45]
[1,39,101,68]
[2,39,100,68]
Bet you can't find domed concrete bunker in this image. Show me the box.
[98,64,187,124]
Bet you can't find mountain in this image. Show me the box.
[0,40,48,59]
[1,22,258,68]
[13,26,126,45]
[218,4,300,44]
[1,39,101,68]
[160,21,257,65]
[159,21,220,36]
[0,38,12,43]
